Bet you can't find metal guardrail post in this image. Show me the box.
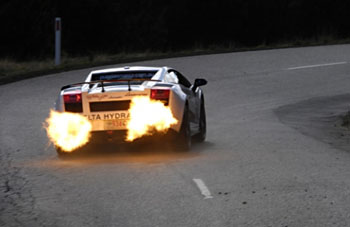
[55,17,61,65]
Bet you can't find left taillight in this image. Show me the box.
[63,92,83,112]
[63,93,82,103]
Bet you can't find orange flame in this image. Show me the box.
[126,96,178,141]
[45,110,92,152]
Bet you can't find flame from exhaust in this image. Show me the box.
[45,110,92,152]
[126,96,178,141]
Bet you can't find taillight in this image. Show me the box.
[64,93,82,103]
[150,89,170,102]
[151,89,170,100]
[63,92,83,113]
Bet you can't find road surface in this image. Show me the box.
[2,45,350,226]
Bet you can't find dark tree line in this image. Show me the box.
[1,0,350,60]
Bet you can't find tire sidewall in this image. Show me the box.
[178,105,191,151]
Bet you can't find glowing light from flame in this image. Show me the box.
[126,96,178,141]
[45,110,92,152]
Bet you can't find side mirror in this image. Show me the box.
[192,78,207,91]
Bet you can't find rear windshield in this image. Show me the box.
[91,71,157,81]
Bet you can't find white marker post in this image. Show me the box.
[55,17,61,65]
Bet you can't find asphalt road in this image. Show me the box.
[2,45,350,227]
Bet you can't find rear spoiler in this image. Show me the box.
[61,79,161,92]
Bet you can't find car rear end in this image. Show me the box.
[57,69,184,143]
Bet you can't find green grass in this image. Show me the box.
[2,37,350,85]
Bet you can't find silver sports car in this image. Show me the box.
[55,66,207,154]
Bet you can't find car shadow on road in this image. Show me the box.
[49,140,215,165]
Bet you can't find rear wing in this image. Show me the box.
[61,79,161,92]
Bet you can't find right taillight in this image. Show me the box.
[150,89,170,105]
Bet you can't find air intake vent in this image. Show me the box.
[64,103,83,113]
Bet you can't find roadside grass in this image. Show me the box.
[0,52,170,85]
[1,37,350,85]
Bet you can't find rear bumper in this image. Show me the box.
[90,130,127,144]
[89,129,178,144]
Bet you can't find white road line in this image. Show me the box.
[193,178,213,199]
[286,61,347,70]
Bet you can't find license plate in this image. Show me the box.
[104,119,128,130]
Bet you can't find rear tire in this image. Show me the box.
[193,98,206,142]
[56,146,72,157]
[176,105,191,151]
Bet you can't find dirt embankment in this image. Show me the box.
[275,94,350,152]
